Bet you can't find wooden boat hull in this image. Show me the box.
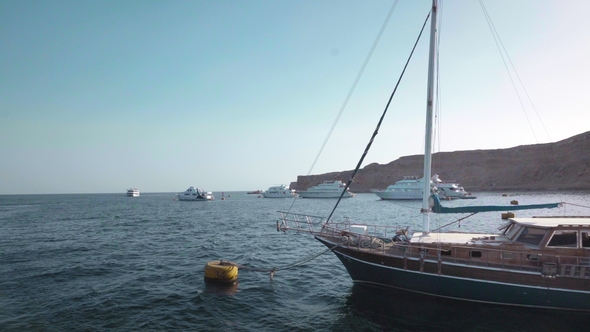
[316,236,590,311]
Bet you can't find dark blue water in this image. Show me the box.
[1,191,589,331]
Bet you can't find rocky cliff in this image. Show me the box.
[291,131,590,192]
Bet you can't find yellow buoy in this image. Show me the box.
[204,260,238,284]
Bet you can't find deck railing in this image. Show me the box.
[277,212,590,279]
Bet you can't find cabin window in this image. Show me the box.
[501,252,514,259]
[470,251,482,258]
[498,222,511,233]
[504,224,523,240]
[515,227,547,246]
[582,232,590,248]
[547,231,578,248]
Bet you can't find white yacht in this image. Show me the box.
[374,176,428,200]
[126,188,139,197]
[177,186,214,201]
[262,185,296,198]
[431,174,476,199]
[297,180,355,198]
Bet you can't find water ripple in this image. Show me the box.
[1,192,590,331]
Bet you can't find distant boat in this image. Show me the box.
[262,185,296,198]
[431,174,476,199]
[374,176,427,200]
[374,174,472,200]
[176,186,214,201]
[297,180,355,198]
[247,190,262,194]
[126,188,139,197]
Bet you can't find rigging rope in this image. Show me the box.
[479,0,552,143]
[284,1,401,216]
[563,202,590,210]
[430,212,477,233]
[247,7,435,281]
[325,10,433,224]
[305,0,400,177]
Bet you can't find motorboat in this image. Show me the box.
[262,185,296,198]
[177,186,214,201]
[431,174,476,199]
[374,176,428,200]
[126,188,139,197]
[297,180,355,198]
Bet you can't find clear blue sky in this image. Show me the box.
[2,0,589,195]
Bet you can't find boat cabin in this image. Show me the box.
[406,217,590,273]
[499,217,590,249]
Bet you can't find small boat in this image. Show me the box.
[126,188,139,197]
[431,174,476,199]
[278,0,590,311]
[247,190,263,194]
[297,180,355,199]
[176,186,214,201]
[262,185,296,198]
[374,176,428,200]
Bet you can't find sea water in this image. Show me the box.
[1,191,590,331]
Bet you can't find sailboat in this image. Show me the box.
[278,0,590,311]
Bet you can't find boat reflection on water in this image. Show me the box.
[341,284,590,332]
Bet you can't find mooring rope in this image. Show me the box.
[235,246,337,280]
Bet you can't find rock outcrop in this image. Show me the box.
[291,131,590,192]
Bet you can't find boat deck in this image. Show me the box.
[410,232,501,244]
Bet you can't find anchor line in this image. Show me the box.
[236,246,337,279]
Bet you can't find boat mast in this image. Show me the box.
[422,0,438,235]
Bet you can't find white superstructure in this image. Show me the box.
[177,186,214,201]
[262,185,296,198]
[297,180,355,198]
[374,176,427,200]
[431,174,475,199]
[127,188,140,197]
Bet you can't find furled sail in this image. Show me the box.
[430,195,559,214]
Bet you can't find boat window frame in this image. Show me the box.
[503,223,523,241]
[501,252,514,259]
[546,230,579,249]
[514,226,547,247]
[582,231,590,249]
[498,221,512,233]
[470,251,482,258]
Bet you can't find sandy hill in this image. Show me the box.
[291,131,590,192]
